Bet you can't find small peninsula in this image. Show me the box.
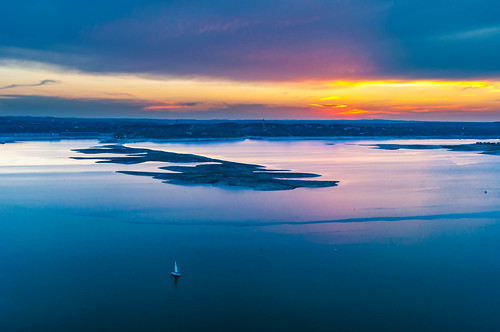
[72,145,339,191]
[371,142,500,156]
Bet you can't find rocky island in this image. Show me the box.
[371,142,500,156]
[72,145,339,191]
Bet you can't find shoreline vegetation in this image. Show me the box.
[0,117,499,143]
[72,145,339,191]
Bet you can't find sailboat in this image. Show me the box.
[171,261,181,277]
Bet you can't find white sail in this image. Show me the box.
[171,260,181,277]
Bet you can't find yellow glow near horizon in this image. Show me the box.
[0,62,499,119]
[308,79,500,118]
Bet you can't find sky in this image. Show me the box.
[0,0,499,121]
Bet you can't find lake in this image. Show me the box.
[1,138,499,331]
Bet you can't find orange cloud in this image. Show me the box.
[142,102,196,111]
[338,109,371,115]
[310,103,348,108]
[391,104,464,110]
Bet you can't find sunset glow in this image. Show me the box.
[0,0,499,120]
[1,62,498,120]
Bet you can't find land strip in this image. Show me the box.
[1,117,499,141]
[72,145,339,191]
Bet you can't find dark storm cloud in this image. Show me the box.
[0,0,389,80]
[0,94,138,119]
[140,103,328,119]
[0,80,57,90]
[0,95,146,117]
[191,104,321,119]
[384,0,500,78]
[0,0,499,80]
[0,95,315,119]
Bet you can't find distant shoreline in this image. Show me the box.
[2,135,500,145]
[1,116,499,143]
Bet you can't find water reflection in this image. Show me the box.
[0,139,499,227]
[173,275,179,288]
[1,139,500,331]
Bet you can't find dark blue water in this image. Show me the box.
[1,140,499,331]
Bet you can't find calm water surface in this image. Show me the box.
[0,139,499,331]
